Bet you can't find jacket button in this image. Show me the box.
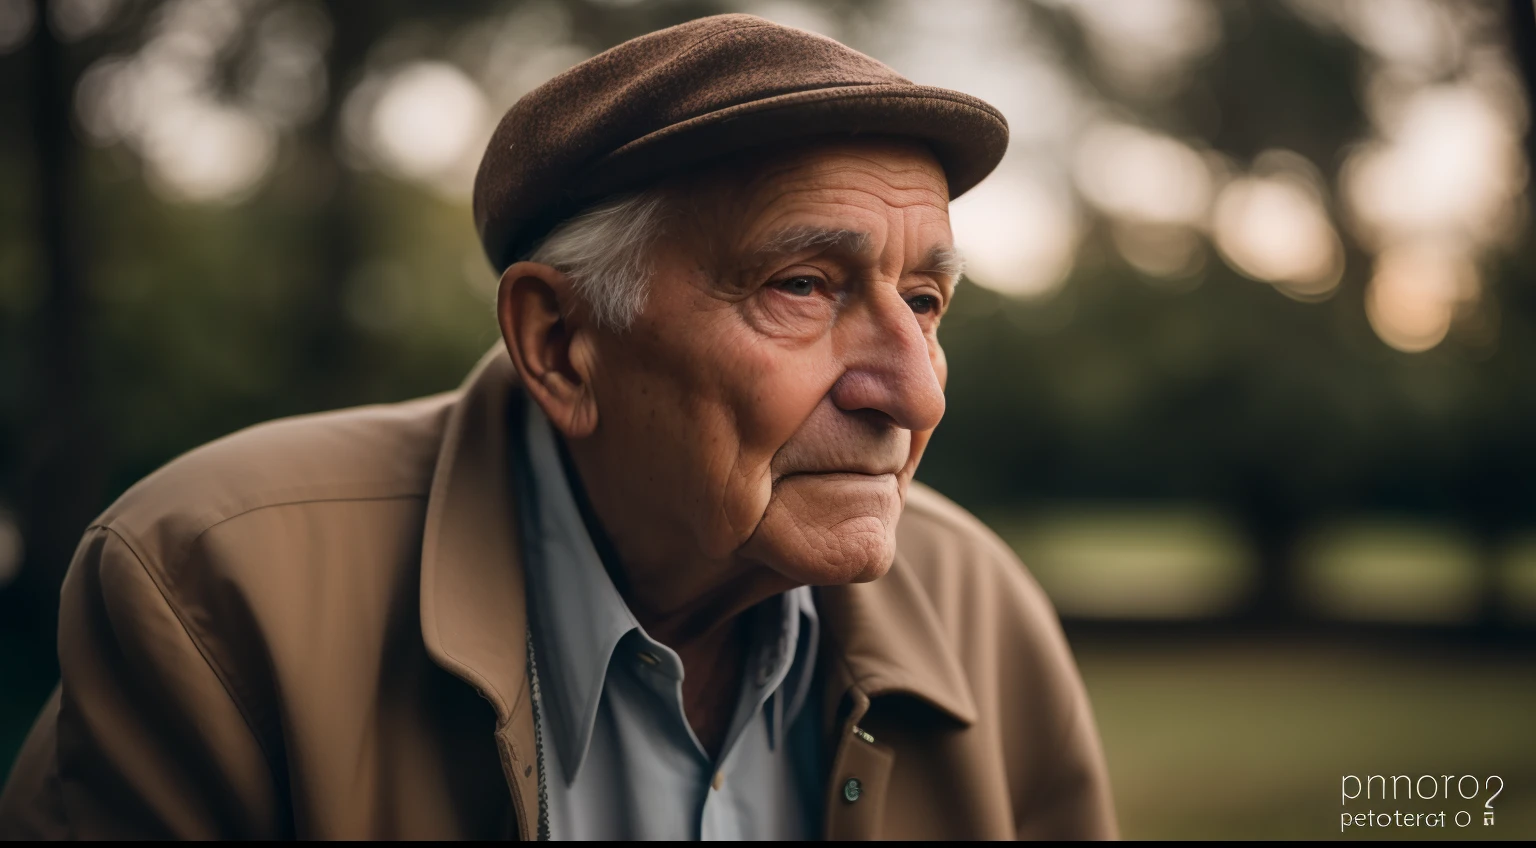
[842,777,862,803]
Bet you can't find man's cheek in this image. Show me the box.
[732,364,838,450]
[714,455,776,549]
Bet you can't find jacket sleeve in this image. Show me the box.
[0,526,278,839]
[1013,667,1119,840]
[990,537,1119,840]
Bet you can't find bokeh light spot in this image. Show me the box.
[366,61,490,197]
[951,168,1080,299]
[1212,172,1343,299]
[0,0,35,54]
[1364,240,1478,353]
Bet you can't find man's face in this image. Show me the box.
[580,139,955,588]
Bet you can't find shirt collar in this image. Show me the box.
[513,396,818,781]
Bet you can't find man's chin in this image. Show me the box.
[742,478,902,586]
[753,530,896,586]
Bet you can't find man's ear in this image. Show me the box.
[497,261,600,438]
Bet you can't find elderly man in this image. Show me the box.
[1,15,1115,841]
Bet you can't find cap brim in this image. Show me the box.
[576,83,1009,208]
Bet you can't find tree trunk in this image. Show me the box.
[1,0,104,674]
[1511,1,1536,219]
[1234,482,1303,625]
[289,0,394,412]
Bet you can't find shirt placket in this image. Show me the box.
[628,621,795,840]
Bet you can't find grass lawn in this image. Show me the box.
[1073,633,1536,840]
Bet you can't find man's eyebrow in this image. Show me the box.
[921,244,966,281]
[750,227,964,283]
[753,227,872,260]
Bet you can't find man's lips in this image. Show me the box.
[776,470,901,482]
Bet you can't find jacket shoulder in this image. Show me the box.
[97,391,457,565]
[896,484,1116,837]
[894,483,1081,715]
[896,482,1056,624]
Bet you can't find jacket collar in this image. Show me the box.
[815,550,980,728]
[419,343,979,752]
[419,345,531,724]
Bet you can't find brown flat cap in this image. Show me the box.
[472,14,1009,270]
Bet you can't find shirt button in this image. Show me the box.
[842,777,862,803]
[712,771,725,791]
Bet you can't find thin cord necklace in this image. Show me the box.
[525,625,550,840]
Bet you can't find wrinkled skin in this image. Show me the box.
[498,138,956,750]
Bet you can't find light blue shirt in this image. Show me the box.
[512,398,823,840]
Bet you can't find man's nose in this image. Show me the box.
[829,289,946,432]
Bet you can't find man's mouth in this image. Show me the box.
[775,470,900,484]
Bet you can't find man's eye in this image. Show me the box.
[908,294,940,315]
[775,276,819,297]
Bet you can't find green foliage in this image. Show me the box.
[1,0,1532,620]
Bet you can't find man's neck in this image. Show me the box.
[556,433,784,758]
[674,610,751,759]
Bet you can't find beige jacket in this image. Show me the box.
[0,347,1117,840]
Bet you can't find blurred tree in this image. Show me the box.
[5,0,116,660]
[0,0,1533,666]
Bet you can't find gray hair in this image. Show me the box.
[525,189,672,331]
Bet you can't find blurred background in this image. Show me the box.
[2,0,1534,839]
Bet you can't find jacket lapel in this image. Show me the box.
[417,346,540,840]
[817,549,979,839]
